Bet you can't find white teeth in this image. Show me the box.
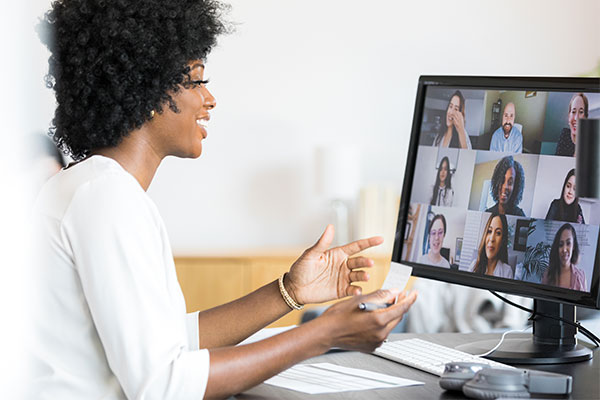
[196,119,208,128]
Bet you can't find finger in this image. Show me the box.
[373,291,417,325]
[339,236,384,256]
[349,270,369,283]
[346,285,362,297]
[347,256,374,270]
[310,224,335,253]
[360,288,402,305]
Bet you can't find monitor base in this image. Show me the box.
[456,337,592,364]
[456,299,594,364]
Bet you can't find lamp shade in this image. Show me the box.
[576,118,600,199]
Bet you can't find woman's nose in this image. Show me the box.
[203,87,216,110]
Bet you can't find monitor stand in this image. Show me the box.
[455,299,593,364]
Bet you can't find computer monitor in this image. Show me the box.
[391,76,600,364]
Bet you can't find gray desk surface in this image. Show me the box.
[234,333,599,399]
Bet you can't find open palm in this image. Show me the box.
[286,225,384,305]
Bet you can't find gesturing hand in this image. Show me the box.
[285,225,384,305]
[452,109,466,134]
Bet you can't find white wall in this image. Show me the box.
[19,0,600,254]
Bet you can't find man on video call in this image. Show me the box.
[489,102,523,153]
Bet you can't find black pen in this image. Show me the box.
[357,302,392,312]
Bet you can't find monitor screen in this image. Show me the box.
[392,76,600,309]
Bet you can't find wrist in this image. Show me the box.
[279,273,304,310]
[283,273,303,306]
[302,313,337,352]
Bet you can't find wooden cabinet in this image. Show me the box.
[174,251,400,328]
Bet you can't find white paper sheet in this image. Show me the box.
[381,261,413,292]
[264,362,423,394]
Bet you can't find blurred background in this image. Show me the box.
[1,2,599,389]
[12,0,600,253]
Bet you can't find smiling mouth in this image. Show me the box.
[196,119,209,138]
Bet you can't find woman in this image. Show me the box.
[433,90,473,149]
[417,214,451,268]
[485,155,525,216]
[545,169,585,223]
[542,223,587,291]
[469,213,514,278]
[430,157,454,206]
[31,1,417,399]
[555,93,589,157]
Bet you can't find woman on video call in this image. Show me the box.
[469,213,514,278]
[433,90,473,149]
[430,157,454,207]
[542,223,587,291]
[30,1,417,398]
[417,214,451,268]
[545,168,585,224]
[555,93,588,157]
[485,155,525,216]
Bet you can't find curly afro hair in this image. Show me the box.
[38,0,230,160]
[490,155,525,207]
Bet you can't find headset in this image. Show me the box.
[439,362,572,399]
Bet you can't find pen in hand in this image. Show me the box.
[358,293,400,311]
[357,302,393,312]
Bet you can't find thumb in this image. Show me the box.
[311,224,334,253]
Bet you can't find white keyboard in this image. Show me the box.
[373,338,513,376]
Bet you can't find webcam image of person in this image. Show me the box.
[469,213,513,278]
[555,93,589,157]
[542,223,587,291]
[417,214,451,268]
[433,90,473,149]
[489,102,523,153]
[545,169,585,224]
[431,157,454,207]
[485,156,525,216]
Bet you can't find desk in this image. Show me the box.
[235,333,599,399]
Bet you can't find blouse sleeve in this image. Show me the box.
[63,174,209,400]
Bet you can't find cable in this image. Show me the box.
[489,291,600,347]
[475,326,531,357]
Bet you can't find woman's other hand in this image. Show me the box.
[319,289,418,353]
[285,225,383,305]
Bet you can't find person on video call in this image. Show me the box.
[542,223,587,291]
[489,102,523,153]
[430,157,454,207]
[469,213,514,278]
[417,214,451,268]
[433,90,473,149]
[485,155,526,216]
[30,1,418,399]
[545,168,585,224]
[555,93,589,157]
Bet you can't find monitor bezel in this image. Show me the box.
[392,75,600,309]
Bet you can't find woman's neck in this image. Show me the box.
[486,258,499,275]
[92,128,163,191]
[428,251,442,263]
[559,263,573,287]
[439,181,446,188]
[498,202,507,214]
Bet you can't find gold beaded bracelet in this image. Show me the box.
[278,273,304,310]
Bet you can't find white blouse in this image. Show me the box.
[28,156,209,399]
